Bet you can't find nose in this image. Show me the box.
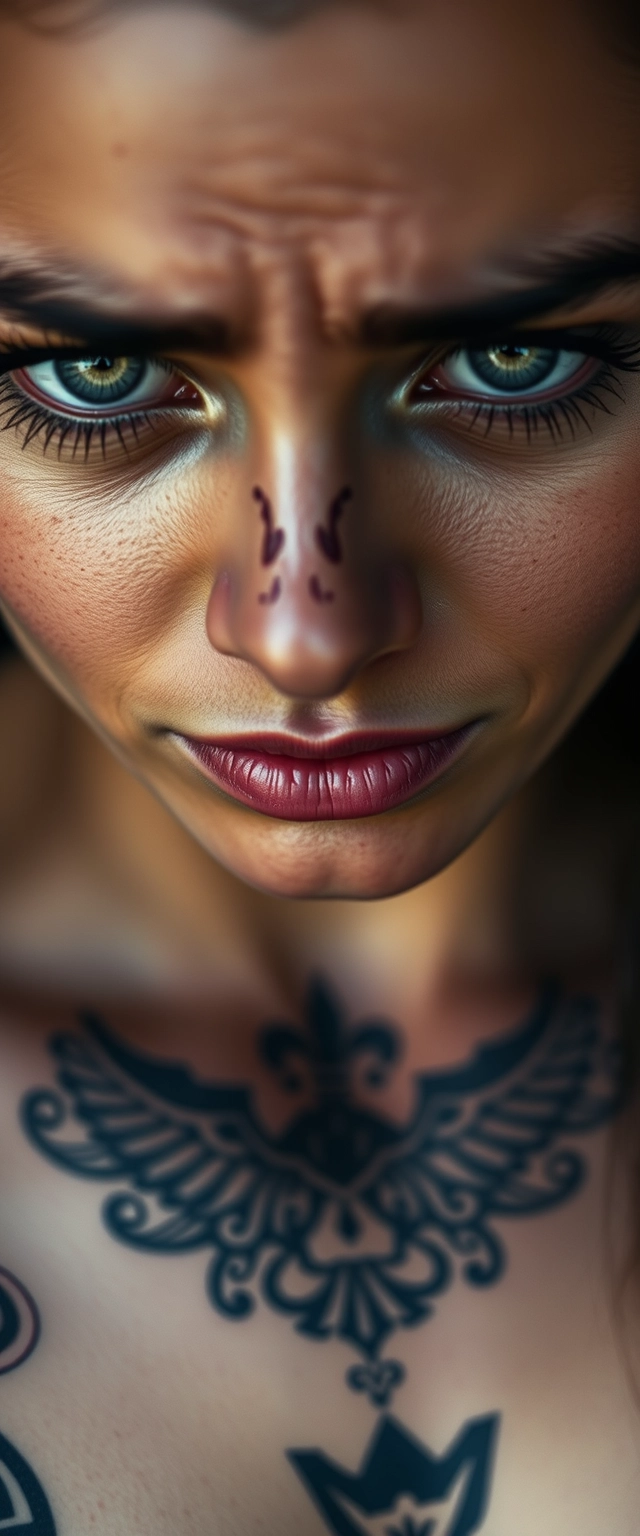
[206,431,422,700]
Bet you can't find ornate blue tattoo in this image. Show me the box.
[21,980,618,1408]
[289,1411,500,1536]
[0,1268,40,1377]
[0,1427,56,1534]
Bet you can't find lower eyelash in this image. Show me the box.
[0,375,157,459]
[442,361,629,444]
[0,341,636,459]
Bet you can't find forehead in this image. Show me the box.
[0,1,637,322]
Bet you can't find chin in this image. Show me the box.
[176,794,472,902]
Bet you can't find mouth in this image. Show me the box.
[174,724,479,821]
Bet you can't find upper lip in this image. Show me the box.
[177,726,473,759]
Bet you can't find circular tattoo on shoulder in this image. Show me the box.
[0,1267,40,1375]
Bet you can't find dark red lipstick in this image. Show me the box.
[178,726,475,821]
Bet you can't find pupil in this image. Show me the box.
[488,346,536,369]
[54,355,145,404]
[468,344,556,393]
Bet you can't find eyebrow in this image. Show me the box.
[359,239,640,346]
[0,236,639,355]
[0,259,236,355]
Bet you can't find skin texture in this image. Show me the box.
[0,11,638,1535]
[0,0,638,923]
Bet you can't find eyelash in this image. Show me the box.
[406,324,640,442]
[0,356,196,461]
[0,377,149,459]
[0,324,638,463]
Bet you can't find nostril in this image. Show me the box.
[206,478,421,697]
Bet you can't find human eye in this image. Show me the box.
[0,351,206,461]
[402,325,640,444]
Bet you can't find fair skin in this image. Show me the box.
[0,3,638,1532]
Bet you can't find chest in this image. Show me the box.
[0,1020,638,1536]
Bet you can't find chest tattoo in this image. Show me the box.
[19,979,618,1534]
[289,1410,500,1536]
[0,1268,39,1378]
[0,1427,56,1534]
[0,1262,51,1527]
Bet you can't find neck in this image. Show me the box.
[0,662,614,1050]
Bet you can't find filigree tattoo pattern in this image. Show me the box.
[0,1268,49,1528]
[0,1427,56,1535]
[21,980,618,1411]
[0,1267,40,1377]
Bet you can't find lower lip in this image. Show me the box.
[179,728,474,821]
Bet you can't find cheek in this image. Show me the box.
[0,464,216,706]
[405,444,640,680]
[493,483,640,669]
[0,434,639,750]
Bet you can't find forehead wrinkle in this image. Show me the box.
[162,190,485,345]
[166,168,640,334]
[1,210,640,356]
[171,130,416,222]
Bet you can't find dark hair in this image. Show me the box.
[5,0,640,46]
[2,0,640,1134]
[4,0,330,27]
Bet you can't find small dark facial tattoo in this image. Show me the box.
[315,485,352,565]
[309,574,335,603]
[254,485,285,604]
[309,484,352,601]
[254,486,286,566]
[258,576,282,606]
[254,485,352,604]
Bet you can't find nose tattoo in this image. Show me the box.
[254,485,351,605]
[254,485,285,604]
[253,486,285,566]
[259,577,282,606]
[309,575,335,604]
[315,485,352,564]
[309,485,352,602]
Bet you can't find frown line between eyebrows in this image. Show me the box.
[0,236,639,358]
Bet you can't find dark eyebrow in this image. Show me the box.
[359,239,640,346]
[0,236,639,356]
[0,257,236,354]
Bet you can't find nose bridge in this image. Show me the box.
[266,403,338,568]
[205,375,421,700]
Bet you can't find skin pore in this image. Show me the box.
[0,1,635,1030]
[0,8,637,1536]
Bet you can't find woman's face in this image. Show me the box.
[0,0,638,899]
